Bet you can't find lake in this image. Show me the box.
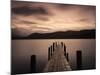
[12,39,96,74]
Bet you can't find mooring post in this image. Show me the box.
[31,55,36,73]
[76,50,82,70]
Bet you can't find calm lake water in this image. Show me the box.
[12,39,96,74]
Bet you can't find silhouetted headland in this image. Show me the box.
[12,29,96,39]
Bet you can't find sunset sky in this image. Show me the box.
[11,1,96,36]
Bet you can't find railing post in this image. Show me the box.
[53,42,55,52]
[66,53,69,61]
[48,47,50,60]
[51,46,53,57]
[64,44,66,56]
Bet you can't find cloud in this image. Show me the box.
[76,18,96,25]
[11,1,96,36]
[36,16,49,21]
[18,20,37,24]
[12,28,32,37]
[56,3,74,10]
[79,18,90,22]
[12,6,49,15]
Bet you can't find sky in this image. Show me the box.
[11,1,96,36]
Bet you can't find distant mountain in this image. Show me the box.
[12,29,96,39]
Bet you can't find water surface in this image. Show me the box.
[12,39,96,74]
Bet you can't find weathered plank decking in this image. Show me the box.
[43,42,71,72]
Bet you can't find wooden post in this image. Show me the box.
[51,46,53,57]
[61,42,63,47]
[55,42,57,47]
[48,47,50,60]
[66,53,69,61]
[53,43,55,52]
[64,44,66,56]
[76,50,82,70]
[31,55,36,73]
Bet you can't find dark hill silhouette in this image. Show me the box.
[12,29,96,39]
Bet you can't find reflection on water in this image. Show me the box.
[12,39,96,74]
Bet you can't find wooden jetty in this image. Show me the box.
[43,42,72,72]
